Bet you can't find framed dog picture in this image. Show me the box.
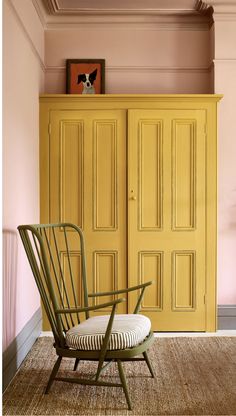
[66,59,105,94]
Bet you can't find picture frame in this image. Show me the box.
[66,59,105,94]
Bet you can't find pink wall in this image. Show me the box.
[45,26,213,93]
[214,18,236,305]
[3,0,44,350]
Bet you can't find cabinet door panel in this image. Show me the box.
[128,109,206,330]
[49,110,127,320]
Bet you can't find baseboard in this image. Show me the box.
[2,307,42,391]
[218,305,236,330]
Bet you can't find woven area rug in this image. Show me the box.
[3,336,236,415]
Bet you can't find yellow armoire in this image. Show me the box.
[40,94,222,331]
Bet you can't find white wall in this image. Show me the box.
[2,0,44,350]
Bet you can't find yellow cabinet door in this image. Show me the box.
[43,103,214,331]
[128,109,206,330]
[49,109,127,316]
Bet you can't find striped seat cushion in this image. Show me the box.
[66,314,151,351]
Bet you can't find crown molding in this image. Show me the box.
[33,0,236,28]
[33,0,213,30]
[204,1,236,14]
[203,0,236,22]
[42,0,211,16]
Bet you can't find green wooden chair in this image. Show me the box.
[18,223,155,410]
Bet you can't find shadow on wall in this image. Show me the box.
[2,229,18,351]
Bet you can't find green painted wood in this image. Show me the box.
[88,280,153,297]
[17,223,155,410]
[73,358,80,371]
[55,377,122,388]
[55,332,154,360]
[95,302,118,381]
[143,351,155,378]
[55,298,124,315]
[117,360,132,410]
[45,356,62,394]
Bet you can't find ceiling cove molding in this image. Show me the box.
[42,8,209,16]
[42,0,211,16]
[33,0,236,27]
[33,0,213,29]
[204,1,236,15]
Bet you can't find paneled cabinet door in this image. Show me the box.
[49,109,127,316]
[128,109,206,331]
[47,107,208,330]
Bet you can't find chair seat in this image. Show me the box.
[66,314,151,351]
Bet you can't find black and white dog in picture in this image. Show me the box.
[77,68,97,94]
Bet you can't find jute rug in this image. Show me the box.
[3,337,236,416]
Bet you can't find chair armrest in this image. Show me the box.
[55,297,125,315]
[88,280,153,298]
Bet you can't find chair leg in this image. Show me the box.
[143,351,155,378]
[117,360,132,411]
[45,356,62,394]
[73,358,80,371]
